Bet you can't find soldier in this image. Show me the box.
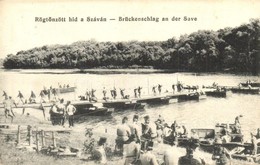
[29,91,36,103]
[138,86,142,98]
[141,115,157,151]
[110,89,114,99]
[65,101,76,127]
[152,86,157,95]
[172,84,175,93]
[158,84,162,94]
[56,99,65,126]
[91,89,97,102]
[3,96,17,123]
[134,88,138,98]
[17,91,25,104]
[85,90,90,101]
[116,117,131,155]
[113,87,117,99]
[120,88,125,99]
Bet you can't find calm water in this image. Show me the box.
[0,70,259,141]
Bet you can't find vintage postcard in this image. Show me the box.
[0,0,259,165]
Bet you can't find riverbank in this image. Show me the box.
[1,68,259,76]
[0,110,125,165]
[0,110,259,165]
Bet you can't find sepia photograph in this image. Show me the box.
[0,0,259,164]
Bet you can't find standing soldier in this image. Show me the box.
[29,91,36,103]
[152,86,157,95]
[85,90,90,101]
[52,88,58,101]
[91,89,96,98]
[39,90,45,103]
[17,91,25,104]
[65,101,76,128]
[56,99,65,126]
[138,86,142,98]
[3,96,17,123]
[113,87,117,99]
[120,88,125,99]
[177,81,183,92]
[91,89,97,102]
[134,88,138,98]
[172,84,175,93]
[158,84,162,94]
[110,89,114,99]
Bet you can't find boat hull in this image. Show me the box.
[177,93,200,102]
[230,88,259,94]
[205,91,227,97]
[240,82,260,88]
[74,104,113,116]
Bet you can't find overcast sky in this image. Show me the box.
[0,0,259,59]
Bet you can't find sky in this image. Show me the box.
[0,0,259,59]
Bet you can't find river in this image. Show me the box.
[0,69,259,164]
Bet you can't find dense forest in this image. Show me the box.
[3,19,260,74]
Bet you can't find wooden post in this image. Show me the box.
[28,125,33,146]
[41,130,45,147]
[52,131,56,148]
[36,132,39,152]
[17,125,20,145]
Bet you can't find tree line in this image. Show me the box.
[3,18,259,74]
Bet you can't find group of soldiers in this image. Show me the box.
[2,90,77,127]
[90,115,260,165]
[152,84,163,95]
[49,98,77,127]
[2,91,33,123]
[111,114,206,165]
[82,86,142,101]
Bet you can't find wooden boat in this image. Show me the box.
[191,123,244,152]
[102,100,145,111]
[205,90,227,97]
[191,128,244,154]
[230,87,259,94]
[177,92,200,102]
[74,103,114,116]
[49,102,113,125]
[56,87,76,94]
[240,82,260,88]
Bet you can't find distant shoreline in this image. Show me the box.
[0,68,258,76]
